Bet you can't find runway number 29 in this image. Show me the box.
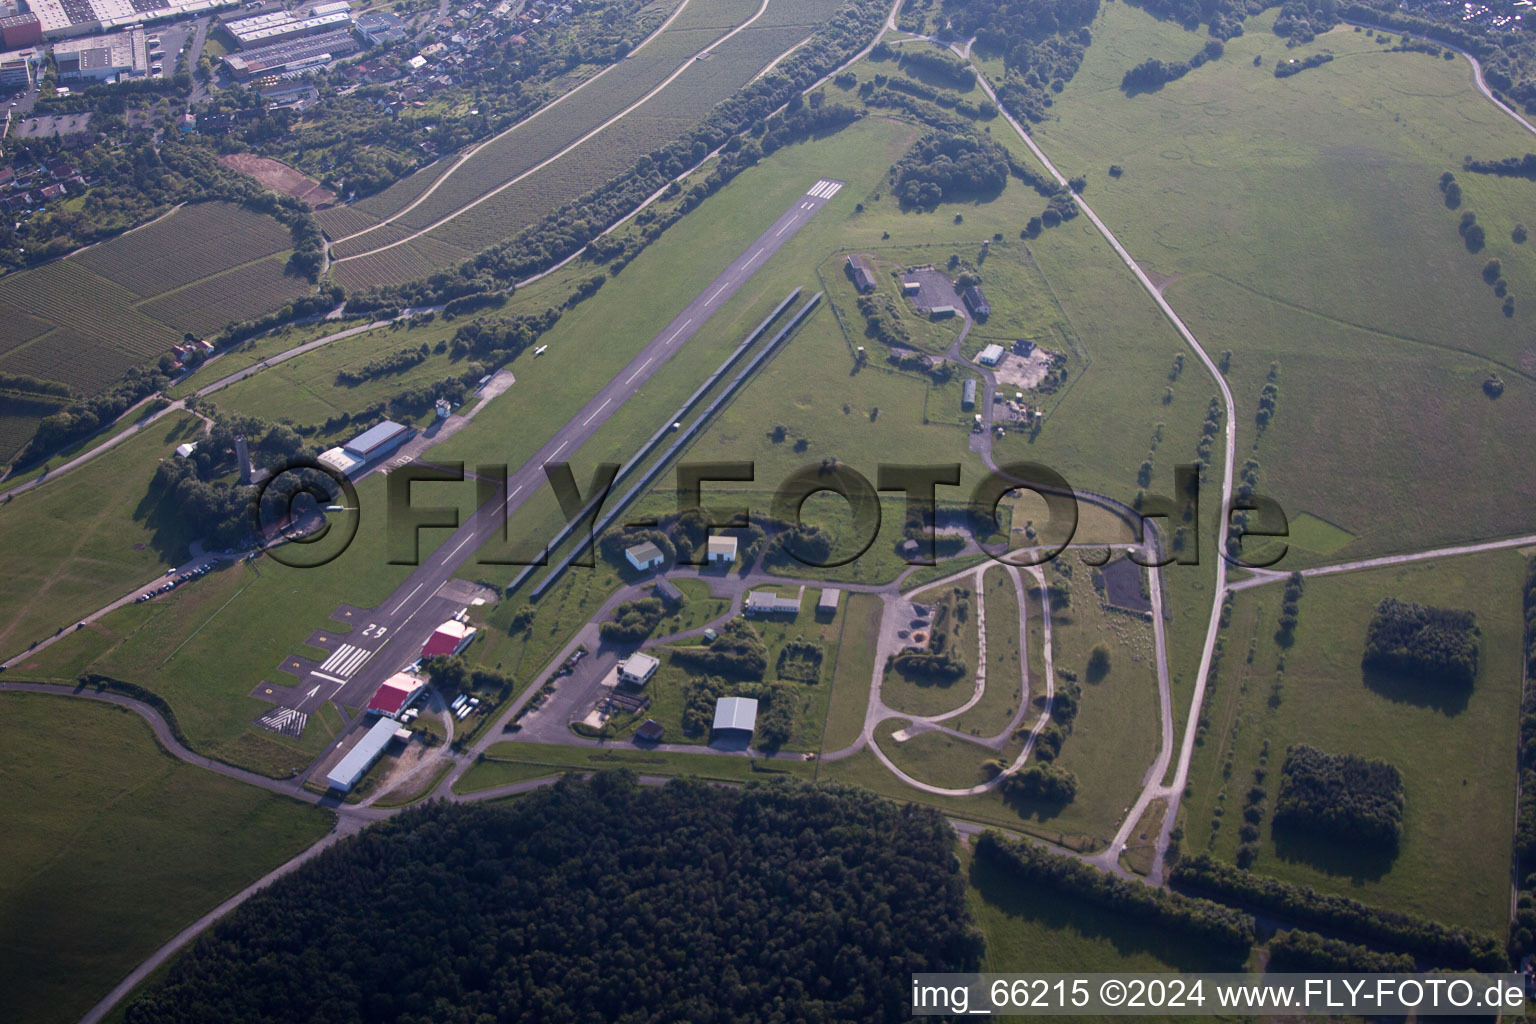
[361,624,388,638]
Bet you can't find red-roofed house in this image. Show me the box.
[421,619,476,660]
[367,671,426,717]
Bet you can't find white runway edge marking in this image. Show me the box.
[390,581,425,614]
[625,356,654,384]
[582,397,612,425]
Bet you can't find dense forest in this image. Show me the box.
[1272,744,1405,849]
[1361,597,1481,688]
[945,0,1100,122]
[1172,854,1508,971]
[125,775,983,1023]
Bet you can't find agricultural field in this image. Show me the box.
[72,203,293,298]
[0,692,333,1024]
[0,202,312,464]
[332,0,850,286]
[1182,550,1525,937]
[1038,3,1536,558]
[0,412,202,658]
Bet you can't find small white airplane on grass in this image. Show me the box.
[534,345,548,356]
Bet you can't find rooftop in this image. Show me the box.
[712,696,758,733]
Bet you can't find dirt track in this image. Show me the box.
[218,153,337,209]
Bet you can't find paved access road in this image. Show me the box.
[277,179,847,735]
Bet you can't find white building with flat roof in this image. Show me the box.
[619,652,659,687]
[712,696,757,736]
[977,343,1005,366]
[326,716,399,791]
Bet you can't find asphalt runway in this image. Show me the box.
[271,178,845,736]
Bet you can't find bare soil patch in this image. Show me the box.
[219,153,337,209]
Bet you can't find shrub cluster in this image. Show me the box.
[1171,854,1507,970]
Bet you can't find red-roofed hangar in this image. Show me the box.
[421,619,476,660]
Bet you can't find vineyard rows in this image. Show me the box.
[138,255,312,336]
[316,157,455,238]
[73,202,292,299]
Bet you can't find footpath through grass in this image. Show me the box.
[0,692,334,1024]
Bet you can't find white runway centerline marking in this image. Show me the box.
[550,439,568,457]
[625,356,654,383]
[391,582,424,614]
[582,397,611,425]
[449,533,475,557]
[708,284,728,303]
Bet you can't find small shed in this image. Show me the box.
[706,534,738,564]
[817,588,841,615]
[636,718,665,742]
[625,541,665,571]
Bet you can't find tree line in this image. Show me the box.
[124,775,985,1024]
[1121,41,1224,93]
[975,832,1255,954]
[1171,854,1508,971]
[1510,557,1536,960]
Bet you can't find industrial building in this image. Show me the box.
[977,343,1005,366]
[366,670,425,717]
[618,652,659,688]
[222,27,358,79]
[817,588,841,615]
[712,696,758,739]
[421,618,476,660]
[928,305,957,319]
[27,0,236,39]
[0,13,41,49]
[745,590,799,616]
[354,8,405,45]
[625,541,664,572]
[326,716,400,792]
[319,419,409,478]
[222,9,351,48]
[53,26,146,81]
[962,378,977,409]
[0,47,36,86]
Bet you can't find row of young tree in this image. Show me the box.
[1266,928,1415,972]
[1361,596,1481,689]
[124,776,985,1024]
[1273,744,1406,849]
[1510,557,1536,959]
[975,832,1255,953]
[1171,854,1508,970]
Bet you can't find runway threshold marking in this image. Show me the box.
[311,670,348,685]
